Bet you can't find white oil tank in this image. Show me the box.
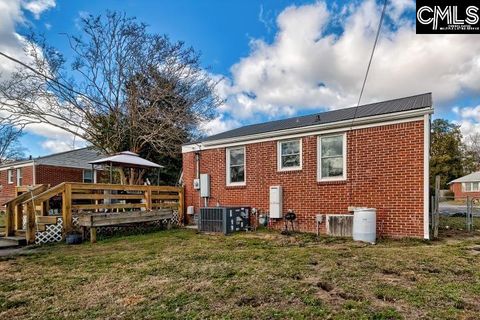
[353,208,376,244]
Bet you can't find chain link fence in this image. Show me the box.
[432,193,480,237]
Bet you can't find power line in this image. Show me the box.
[350,0,388,127]
[348,0,388,208]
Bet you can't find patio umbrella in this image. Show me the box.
[89,151,163,184]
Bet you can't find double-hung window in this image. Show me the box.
[16,168,22,186]
[83,169,93,183]
[278,139,302,171]
[463,182,479,192]
[226,146,246,186]
[318,133,347,181]
[7,169,13,184]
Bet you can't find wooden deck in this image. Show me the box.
[78,209,174,243]
[2,183,184,244]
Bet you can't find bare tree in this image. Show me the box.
[0,12,220,159]
[0,121,24,164]
[465,132,480,170]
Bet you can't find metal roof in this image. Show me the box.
[449,171,480,184]
[199,93,432,143]
[89,151,163,168]
[0,147,105,170]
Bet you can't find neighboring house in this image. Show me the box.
[182,93,433,239]
[449,172,480,200]
[0,147,104,206]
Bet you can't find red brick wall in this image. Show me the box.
[0,165,34,206]
[450,182,480,200]
[35,165,84,186]
[0,164,85,207]
[183,120,426,238]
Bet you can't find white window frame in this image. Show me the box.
[277,139,302,172]
[7,169,13,184]
[16,168,22,186]
[226,146,246,186]
[463,182,479,192]
[83,169,93,183]
[317,133,347,182]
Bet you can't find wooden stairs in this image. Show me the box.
[0,230,27,248]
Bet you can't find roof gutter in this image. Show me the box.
[183,107,433,153]
[0,160,35,171]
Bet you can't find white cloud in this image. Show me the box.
[453,106,480,139]
[258,4,274,33]
[210,0,480,133]
[21,0,56,19]
[0,0,72,156]
[200,115,241,136]
[41,138,85,153]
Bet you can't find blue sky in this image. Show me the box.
[2,0,480,156]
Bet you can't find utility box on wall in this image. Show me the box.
[200,174,210,197]
[269,186,282,218]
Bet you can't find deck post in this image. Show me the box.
[14,203,23,230]
[25,201,36,244]
[145,188,152,211]
[41,200,49,216]
[62,183,73,236]
[90,227,97,243]
[5,203,14,236]
[178,187,184,225]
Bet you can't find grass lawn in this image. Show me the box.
[440,216,480,233]
[1,229,479,319]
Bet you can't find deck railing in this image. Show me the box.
[4,182,184,244]
[4,184,49,238]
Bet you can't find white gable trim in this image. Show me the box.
[0,161,34,172]
[183,108,432,153]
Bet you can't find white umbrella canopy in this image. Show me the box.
[89,151,163,169]
[89,151,163,184]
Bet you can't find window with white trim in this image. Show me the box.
[318,133,347,181]
[16,168,22,186]
[463,182,479,192]
[83,169,93,183]
[226,146,246,185]
[7,169,13,184]
[278,139,302,171]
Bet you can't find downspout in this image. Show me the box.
[32,160,36,186]
[195,152,200,180]
[195,151,202,212]
[423,113,431,240]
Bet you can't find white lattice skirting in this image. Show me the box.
[35,217,80,245]
[34,210,179,245]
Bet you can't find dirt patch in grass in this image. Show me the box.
[0,230,479,319]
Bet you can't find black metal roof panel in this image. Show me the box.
[200,93,432,143]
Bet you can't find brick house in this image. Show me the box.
[449,172,480,200]
[182,93,433,239]
[0,147,104,207]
